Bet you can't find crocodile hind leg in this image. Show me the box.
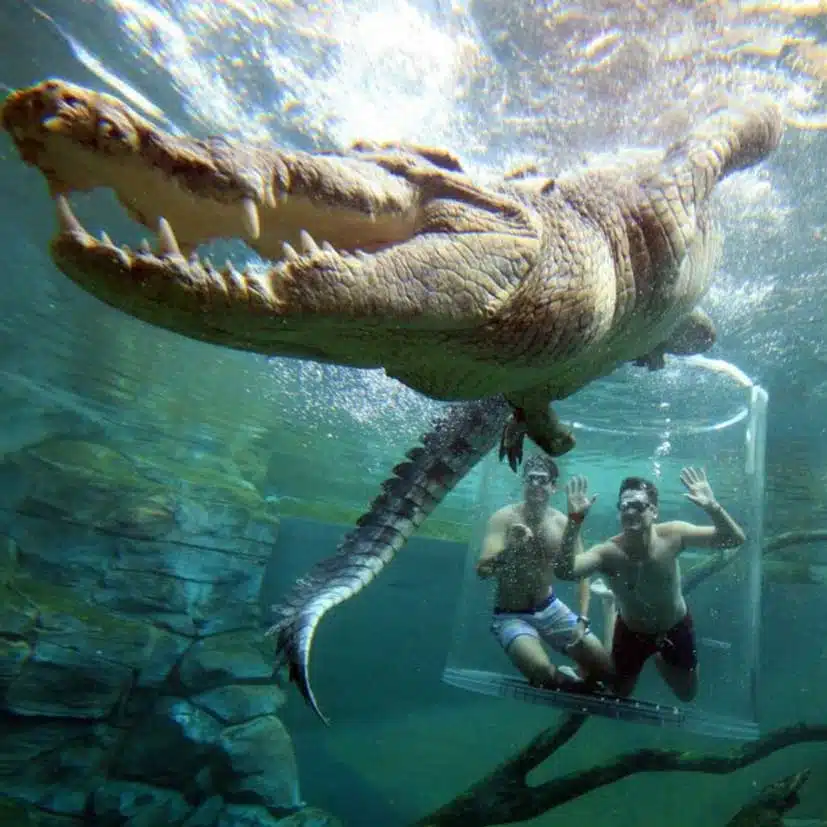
[633,308,717,371]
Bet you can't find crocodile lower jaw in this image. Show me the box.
[51,194,373,326]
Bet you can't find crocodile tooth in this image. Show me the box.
[321,241,335,254]
[241,197,260,240]
[203,256,215,272]
[100,231,113,245]
[282,242,299,263]
[139,238,152,254]
[54,195,85,236]
[299,230,319,255]
[157,217,182,257]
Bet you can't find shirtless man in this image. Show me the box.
[476,455,614,690]
[556,468,746,702]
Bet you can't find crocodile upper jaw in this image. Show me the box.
[2,79,427,259]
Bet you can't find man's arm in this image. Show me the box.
[476,508,526,578]
[566,520,591,616]
[556,525,609,580]
[553,476,608,581]
[577,577,591,618]
[670,466,746,552]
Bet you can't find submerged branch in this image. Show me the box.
[683,526,827,593]
[765,530,827,555]
[724,769,810,827]
[683,547,740,594]
[412,723,827,827]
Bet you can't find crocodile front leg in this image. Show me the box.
[500,388,575,471]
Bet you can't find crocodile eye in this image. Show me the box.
[98,117,124,141]
[62,94,82,109]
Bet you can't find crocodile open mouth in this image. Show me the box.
[2,77,545,360]
[1,78,427,267]
[49,191,375,320]
[2,78,543,349]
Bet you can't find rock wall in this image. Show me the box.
[0,437,341,827]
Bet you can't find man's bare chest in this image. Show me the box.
[614,553,675,593]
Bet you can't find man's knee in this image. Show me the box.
[672,670,698,702]
[674,684,697,702]
[656,655,698,701]
[568,636,613,675]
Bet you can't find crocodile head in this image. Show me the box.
[2,78,539,360]
[1,78,429,257]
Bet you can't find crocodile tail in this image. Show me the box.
[266,395,511,723]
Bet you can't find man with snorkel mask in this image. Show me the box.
[556,468,745,702]
[477,455,614,691]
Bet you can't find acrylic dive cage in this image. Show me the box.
[443,356,767,741]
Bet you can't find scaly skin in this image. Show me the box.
[1,79,783,721]
[2,79,781,462]
[269,396,512,723]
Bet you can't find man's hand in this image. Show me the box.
[572,617,589,645]
[680,466,718,510]
[507,523,534,545]
[565,476,597,520]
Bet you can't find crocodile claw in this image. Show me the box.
[499,411,528,472]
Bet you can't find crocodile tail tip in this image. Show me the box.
[272,611,331,726]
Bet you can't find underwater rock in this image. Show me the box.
[92,780,190,825]
[178,631,275,691]
[0,435,340,826]
[191,684,286,725]
[111,697,226,788]
[0,577,190,708]
[0,717,119,815]
[5,637,132,719]
[180,795,226,827]
[216,805,342,827]
[218,715,300,812]
[278,809,344,827]
[0,434,279,636]
[0,637,29,685]
[0,794,81,826]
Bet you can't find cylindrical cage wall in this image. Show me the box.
[444,360,766,740]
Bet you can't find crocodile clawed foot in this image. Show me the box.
[498,410,528,472]
[499,400,576,471]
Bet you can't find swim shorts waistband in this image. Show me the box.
[494,590,556,616]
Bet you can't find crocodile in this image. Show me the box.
[1,79,782,721]
[1,79,779,468]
